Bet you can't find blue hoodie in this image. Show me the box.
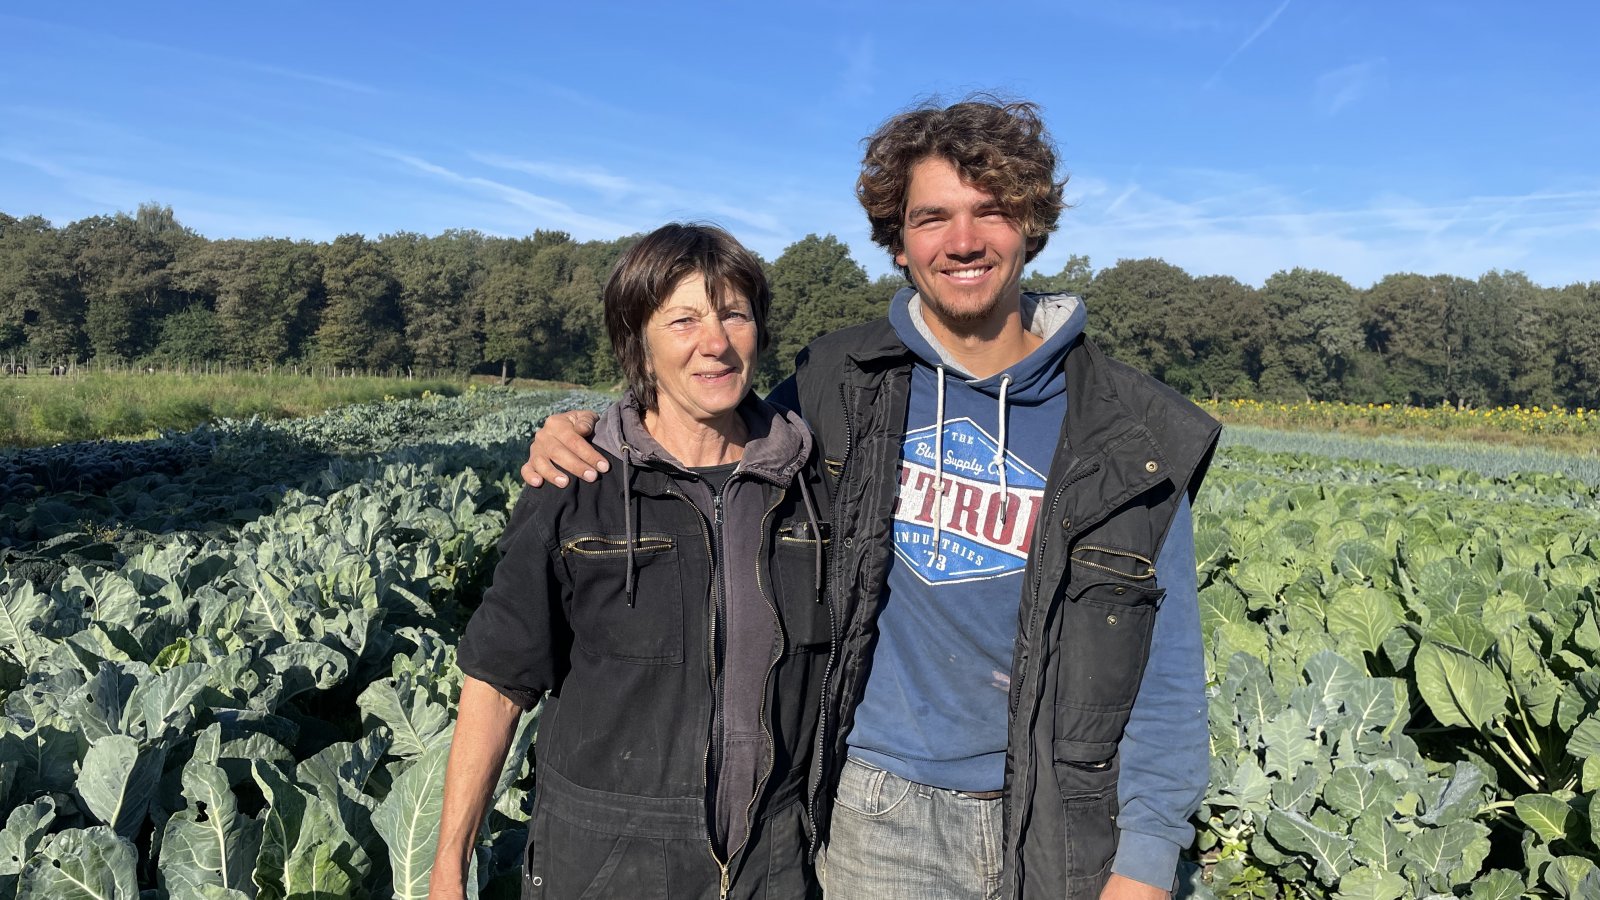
[846,287,1082,791]
[846,287,1201,884]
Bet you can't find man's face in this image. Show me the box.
[894,156,1035,330]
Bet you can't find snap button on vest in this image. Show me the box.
[1107,614,1118,625]
[1061,516,1071,530]
[1145,460,1159,473]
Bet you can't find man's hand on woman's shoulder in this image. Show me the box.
[521,410,605,487]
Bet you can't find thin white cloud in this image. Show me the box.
[378,150,638,237]
[1103,185,1140,217]
[1315,59,1386,116]
[511,78,643,124]
[1205,0,1292,88]
[469,154,637,196]
[0,14,380,95]
[1,105,160,146]
[464,151,790,237]
[1037,172,1600,288]
[1,148,158,210]
[0,147,340,239]
[238,60,379,95]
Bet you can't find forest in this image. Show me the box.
[3,203,1597,409]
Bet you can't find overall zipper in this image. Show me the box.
[720,489,788,897]
[673,477,790,900]
[707,490,726,794]
[708,489,730,897]
[665,489,730,895]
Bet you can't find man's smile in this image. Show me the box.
[939,264,996,282]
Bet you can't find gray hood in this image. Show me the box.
[888,287,1086,401]
[592,389,823,611]
[595,390,813,486]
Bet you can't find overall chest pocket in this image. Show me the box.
[561,532,685,665]
[774,521,831,652]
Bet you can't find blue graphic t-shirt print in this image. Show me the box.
[891,417,1046,585]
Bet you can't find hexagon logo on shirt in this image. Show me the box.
[892,417,1047,585]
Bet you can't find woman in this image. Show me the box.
[429,224,831,900]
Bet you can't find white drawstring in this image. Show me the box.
[994,374,1012,524]
[930,365,946,564]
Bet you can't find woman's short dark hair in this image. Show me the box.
[857,95,1066,277]
[603,223,771,410]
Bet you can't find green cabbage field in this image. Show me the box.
[1192,430,1600,898]
[1,389,1596,899]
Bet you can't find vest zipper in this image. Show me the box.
[808,382,856,859]
[1009,460,1100,718]
[1002,458,1100,884]
[837,382,856,465]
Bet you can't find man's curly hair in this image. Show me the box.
[857,95,1066,271]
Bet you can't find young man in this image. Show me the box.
[524,97,1218,900]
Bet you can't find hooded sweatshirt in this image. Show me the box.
[846,288,1084,791]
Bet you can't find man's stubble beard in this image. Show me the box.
[914,278,1014,330]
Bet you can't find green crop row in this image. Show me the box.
[2,399,1594,899]
[1186,444,1600,898]
[0,389,607,899]
[1222,425,1600,491]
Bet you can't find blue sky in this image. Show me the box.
[3,2,1596,287]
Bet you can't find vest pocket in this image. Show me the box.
[1054,580,1163,747]
[561,532,684,664]
[1069,544,1156,581]
[1050,578,1152,896]
[1052,754,1120,897]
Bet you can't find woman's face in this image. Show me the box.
[644,274,758,425]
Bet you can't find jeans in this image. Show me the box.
[818,757,1003,900]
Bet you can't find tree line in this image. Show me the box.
[2,204,1596,409]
